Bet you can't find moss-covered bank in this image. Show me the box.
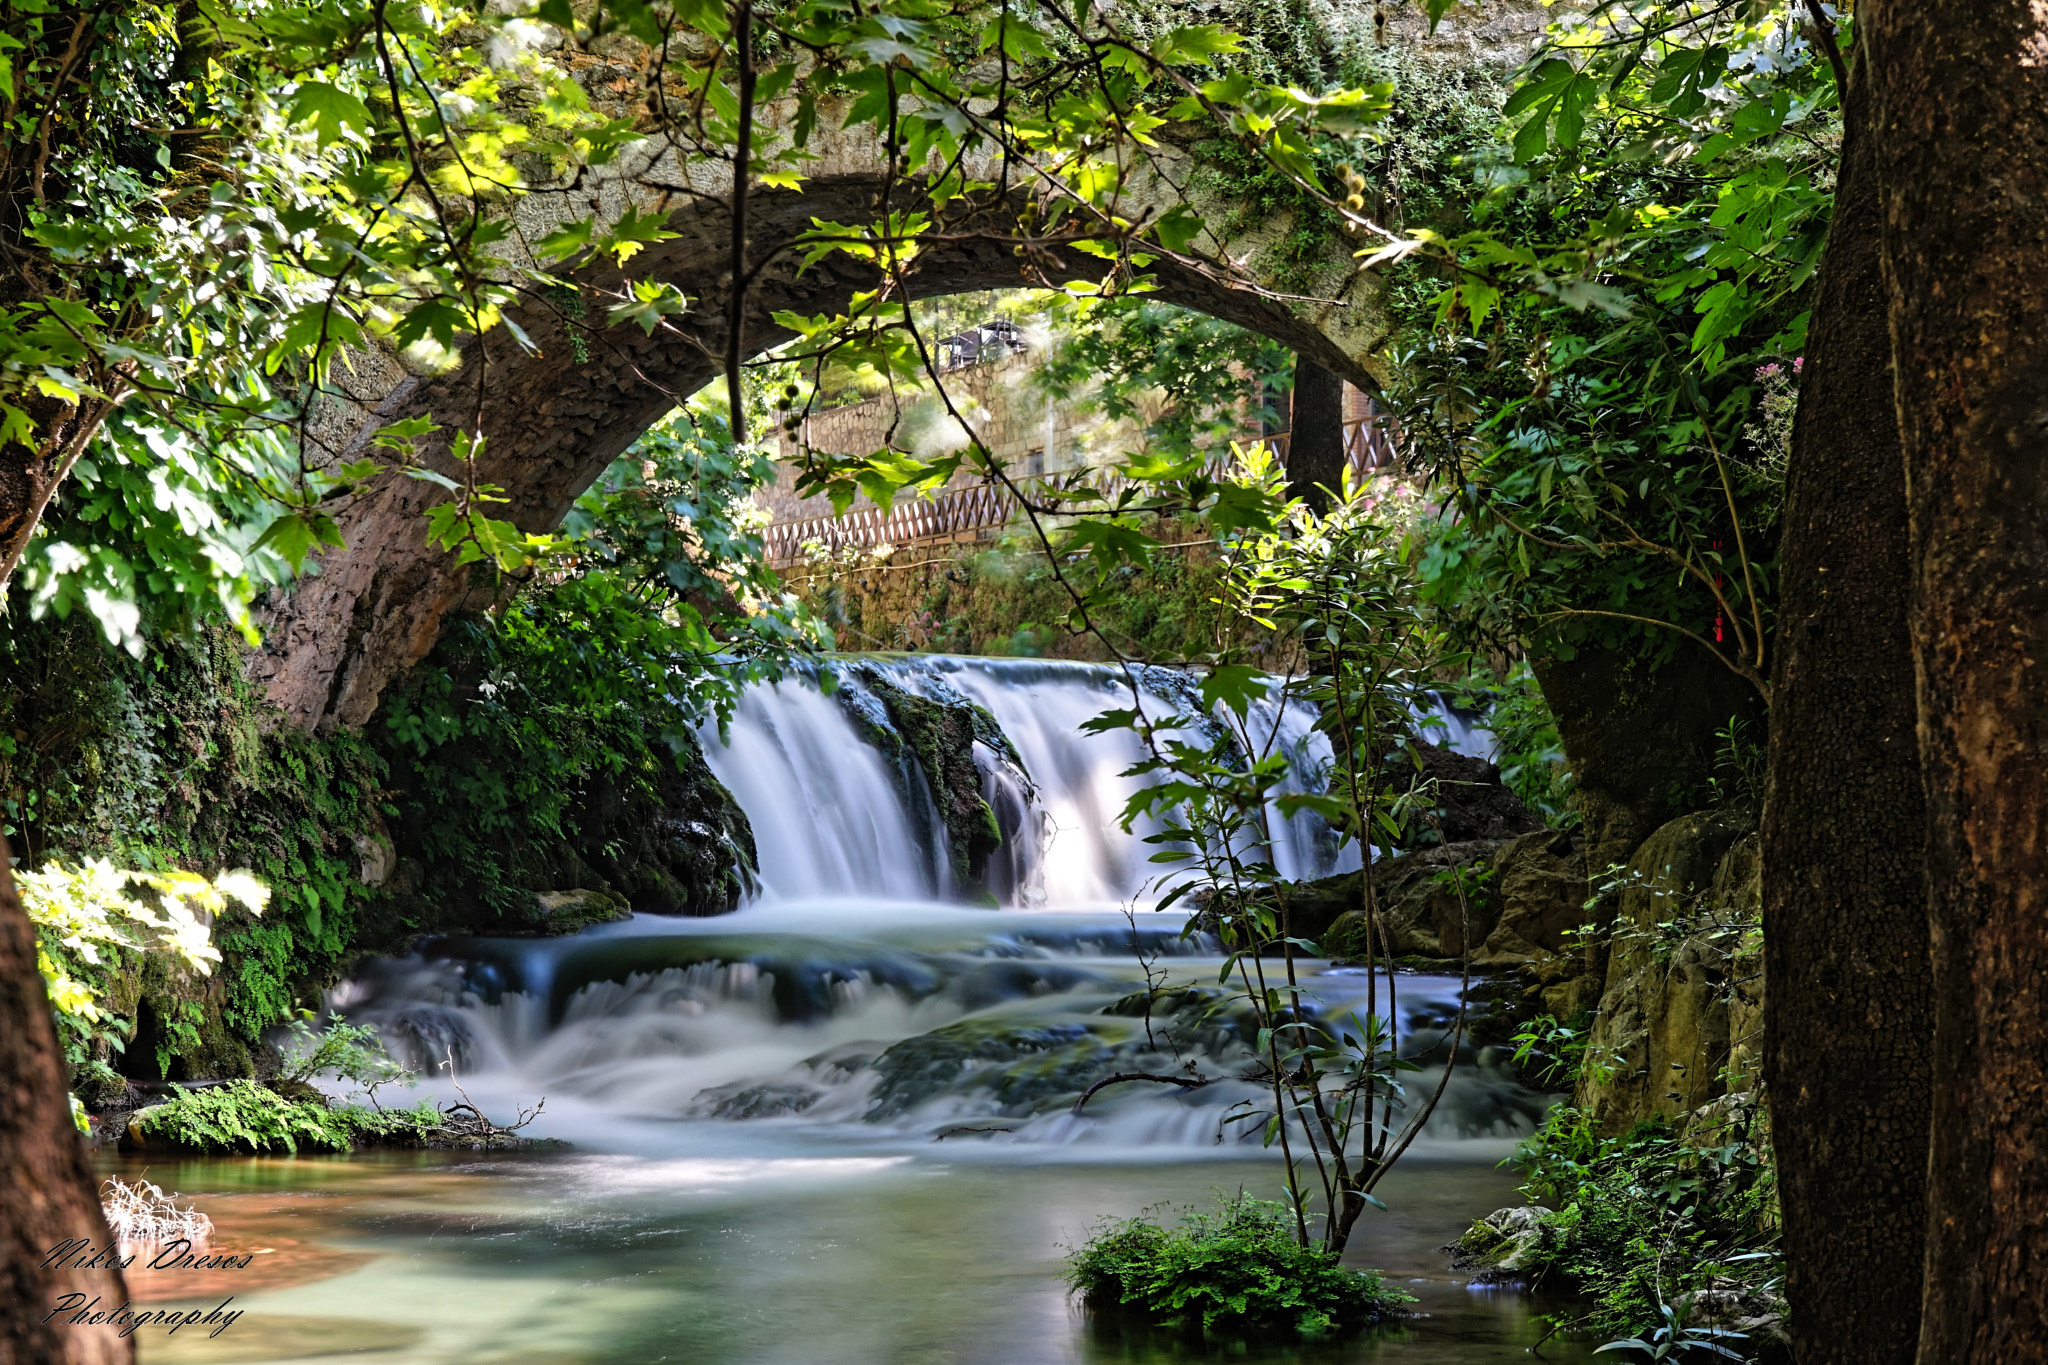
[2,608,758,1092]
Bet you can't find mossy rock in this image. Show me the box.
[866,1015,1127,1119]
[522,888,632,935]
[1443,1205,1557,1279]
[844,665,1011,894]
[1209,838,1506,960]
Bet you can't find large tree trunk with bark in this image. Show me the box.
[0,836,134,1365]
[1858,2,2048,1358]
[1286,357,1347,512]
[1759,53,1931,1365]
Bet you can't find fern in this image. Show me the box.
[133,1080,444,1154]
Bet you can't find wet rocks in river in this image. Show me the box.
[1443,1205,1555,1280]
[865,1017,1127,1120]
[839,663,1019,897]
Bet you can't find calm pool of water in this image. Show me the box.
[104,1146,1595,1365]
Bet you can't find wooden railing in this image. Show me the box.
[764,416,1400,566]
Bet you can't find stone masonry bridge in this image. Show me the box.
[254,0,1548,732]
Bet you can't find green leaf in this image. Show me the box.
[536,218,595,262]
[607,280,690,335]
[289,81,373,148]
[250,512,346,571]
[373,415,440,451]
[1198,664,1269,719]
[392,298,468,351]
[1512,106,1554,164]
[1153,204,1204,254]
[1152,24,1243,65]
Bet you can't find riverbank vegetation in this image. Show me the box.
[1067,1195,1410,1340]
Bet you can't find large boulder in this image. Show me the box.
[1396,741,1548,846]
[1474,828,1600,1018]
[1571,813,1758,1134]
[840,665,1014,897]
[1475,828,1591,963]
[1320,839,1509,960]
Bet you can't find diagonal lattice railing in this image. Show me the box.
[763,417,1398,566]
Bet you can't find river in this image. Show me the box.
[106,658,1591,1363]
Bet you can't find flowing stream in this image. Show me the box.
[113,657,1582,1364]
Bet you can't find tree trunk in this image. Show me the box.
[1530,639,1761,876]
[1286,357,1346,512]
[0,393,116,595]
[1759,52,1930,1365]
[1857,3,2048,1358]
[0,835,134,1365]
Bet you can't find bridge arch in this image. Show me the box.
[253,2,1548,730]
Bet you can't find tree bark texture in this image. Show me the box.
[1759,53,1931,1365]
[1286,357,1347,512]
[0,835,134,1365]
[1859,2,2048,1358]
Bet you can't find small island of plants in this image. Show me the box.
[1066,1195,1411,1341]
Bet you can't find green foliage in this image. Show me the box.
[1066,1195,1409,1340]
[1029,295,1293,458]
[20,409,301,654]
[132,1078,444,1155]
[377,411,821,922]
[276,1013,414,1097]
[7,0,1405,656]
[1508,1013,1619,1092]
[19,858,268,1095]
[1598,1299,1749,1362]
[1450,660,1575,827]
[823,527,1247,665]
[1381,3,1840,700]
[1707,716,1767,816]
[1510,1096,1781,1349]
[1,611,385,1054]
[1099,457,1471,1255]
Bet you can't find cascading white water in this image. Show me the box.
[700,678,954,902]
[334,655,1549,1156]
[700,656,1355,909]
[1416,690,1498,761]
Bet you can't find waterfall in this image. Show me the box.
[699,679,953,903]
[332,655,1550,1155]
[1416,690,1498,761]
[697,656,1357,910]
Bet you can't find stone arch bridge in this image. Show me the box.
[255,0,1547,731]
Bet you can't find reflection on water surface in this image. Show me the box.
[109,1149,1595,1365]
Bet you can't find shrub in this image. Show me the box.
[1506,1096,1782,1351]
[276,1012,414,1098]
[132,1078,444,1155]
[20,858,270,1112]
[1066,1195,1410,1340]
